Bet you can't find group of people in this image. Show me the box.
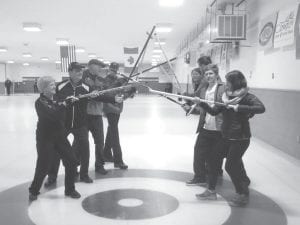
[183,56,265,207]
[28,55,266,208]
[29,59,135,201]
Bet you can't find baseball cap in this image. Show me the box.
[88,59,106,68]
[68,62,85,71]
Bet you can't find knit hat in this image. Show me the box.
[37,76,55,93]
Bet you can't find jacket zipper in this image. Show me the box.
[71,87,76,128]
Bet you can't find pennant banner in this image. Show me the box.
[123,47,139,74]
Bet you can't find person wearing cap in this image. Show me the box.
[80,59,110,174]
[102,62,136,169]
[29,76,80,201]
[44,62,122,185]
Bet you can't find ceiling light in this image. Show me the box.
[159,0,184,7]
[56,38,69,45]
[41,57,49,61]
[23,23,42,32]
[88,53,97,58]
[7,60,14,64]
[155,23,173,33]
[152,55,161,58]
[0,47,8,52]
[153,49,163,53]
[154,41,166,45]
[76,48,85,53]
[55,60,61,64]
[23,63,30,66]
[22,53,32,58]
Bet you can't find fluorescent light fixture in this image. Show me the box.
[88,53,97,58]
[23,23,42,32]
[159,0,184,7]
[22,53,32,58]
[56,38,69,45]
[155,23,173,33]
[153,49,163,53]
[0,47,8,52]
[154,41,166,45]
[7,60,14,64]
[152,54,161,58]
[55,60,61,64]
[75,48,85,53]
[23,62,30,66]
[41,57,49,61]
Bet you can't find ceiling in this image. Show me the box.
[0,0,215,64]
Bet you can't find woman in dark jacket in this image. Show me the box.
[196,70,265,206]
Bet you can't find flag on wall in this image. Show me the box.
[60,45,76,72]
[258,13,278,51]
[123,47,139,74]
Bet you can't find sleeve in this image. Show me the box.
[237,94,266,114]
[35,99,65,122]
[200,102,224,116]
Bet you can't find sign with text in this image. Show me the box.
[274,5,299,48]
[258,13,278,51]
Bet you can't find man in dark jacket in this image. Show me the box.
[44,62,121,185]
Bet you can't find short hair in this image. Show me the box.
[203,64,219,75]
[37,76,55,93]
[191,67,202,75]
[225,70,247,91]
[197,56,212,66]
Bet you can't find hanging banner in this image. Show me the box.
[258,13,278,51]
[274,5,299,48]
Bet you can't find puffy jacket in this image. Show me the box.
[56,79,114,129]
[201,92,266,140]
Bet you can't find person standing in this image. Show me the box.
[4,78,12,95]
[195,70,265,206]
[103,62,136,169]
[29,76,80,201]
[82,59,108,175]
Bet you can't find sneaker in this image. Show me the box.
[114,162,128,170]
[186,177,206,186]
[80,175,93,183]
[95,166,108,175]
[228,194,249,207]
[196,189,217,200]
[65,190,81,199]
[44,177,57,188]
[29,193,38,201]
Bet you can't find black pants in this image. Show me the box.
[6,87,11,95]
[48,126,90,179]
[29,133,78,195]
[195,129,225,190]
[224,139,250,195]
[103,113,123,164]
[87,115,105,168]
[193,130,224,180]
